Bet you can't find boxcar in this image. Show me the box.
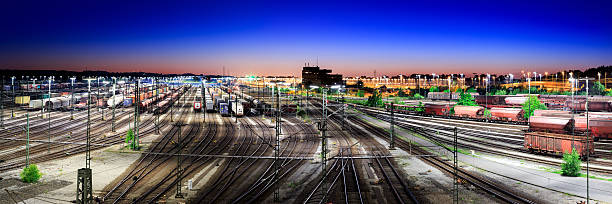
[524,132,594,158]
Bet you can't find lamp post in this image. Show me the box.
[47,77,53,153]
[70,77,76,120]
[11,76,15,118]
[112,77,116,132]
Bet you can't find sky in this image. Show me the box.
[1,0,611,77]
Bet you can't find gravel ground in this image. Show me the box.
[0,142,147,203]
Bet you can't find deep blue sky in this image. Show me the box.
[1,0,611,76]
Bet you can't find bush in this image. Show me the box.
[522,96,547,119]
[125,128,138,150]
[494,89,507,95]
[412,93,424,99]
[561,148,582,177]
[429,86,439,92]
[21,164,42,183]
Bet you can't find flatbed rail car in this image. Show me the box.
[524,132,594,158]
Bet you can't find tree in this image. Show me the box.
[356,90,365,97]
[494,89,507,95]
[561,148,582,177]
[591,82,605,96]
[397,88,409,97]
[413,93,424,99]
[429,86,439,92]
[21,164,42,183]
[366,91,383,107]
[522,95,547,119]
[606,89,612,96]
[466,87,477,93]
[456,92,478,106]
[125,128,137,150]
[443,89,450,93]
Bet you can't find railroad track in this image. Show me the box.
[0,88,190,172]
[301,101,418,204]
[101,88,198,203]
[349,114,539,204]
[231,117,318,203]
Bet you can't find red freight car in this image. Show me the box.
[453,105,484,118]
[574,116,612,140]
[524,132,594,158]
[528,116,573,134]
[490,107,524,122]
[565,100,612,112]
[504,97,528,106]
[424,103,452,116]
[533,110,571,117]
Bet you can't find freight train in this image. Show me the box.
[428,92,612,112]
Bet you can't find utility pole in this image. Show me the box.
[453,127,458,204]
[11,77,15,118]
[97,77,101,113]
[1,77,4,128]
[25,113,30,167]
[174,121,186,198]
[156,77,160,134]
[112,77,116,132]
[274,84,281,202]
[201,78,205,123]
[235,87,239,123]
[76,79,93,204]
[171,78,174,122]
[319,90,328,201]
[389,102,395,149]
[48,77,52,153]
[134,79,140,149]
[70,77,75,120]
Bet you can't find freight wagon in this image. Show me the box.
[194,96,202,112]
[490,107,525,123]
[15,96,30,105]
[206,100,215,112]
[524,132,593,158]
[219,103,229,116]
[231,102,244,117]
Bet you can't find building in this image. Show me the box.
[301,66,343,88]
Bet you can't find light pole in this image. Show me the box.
[47,77,53,153]
[70,77,76,120]
[11,76,15,118]
[112,77,116,132]
[527,77,531,125]
[24,113,30,167]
